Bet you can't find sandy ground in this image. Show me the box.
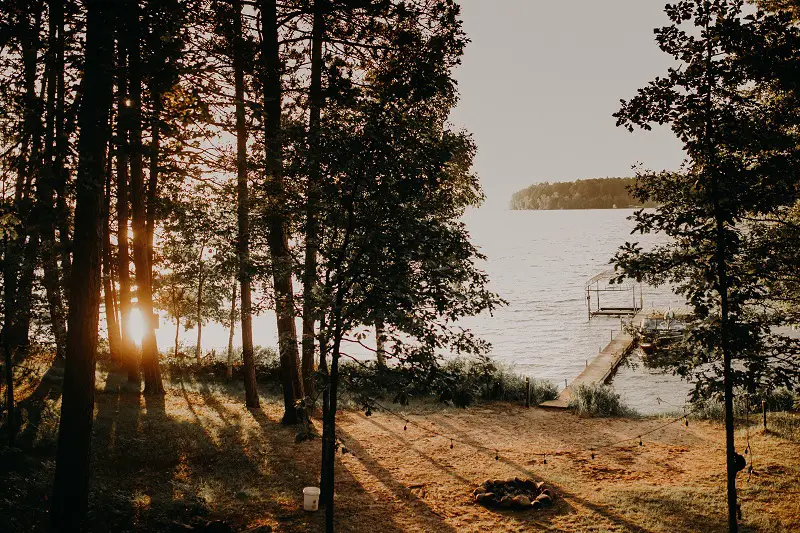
[7,363,800,533]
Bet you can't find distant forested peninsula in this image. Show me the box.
[509,177,657,210]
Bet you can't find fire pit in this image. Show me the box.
[472,477,555,510]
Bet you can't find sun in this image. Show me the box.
[128,308,146,346]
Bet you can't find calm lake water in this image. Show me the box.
[460,208,691,414]
[154,207,692,414]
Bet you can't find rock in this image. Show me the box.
[513,495,531,508]
[499,495,513,508]
[542,488,555,499]
[532,499,543,510]
[482,479,492,488]
[534,494,552,507]
[514,476,524,485]
[476,492,496,504]
[492,478,504,486]
[535,481,546,490]
[523,478,536,489]
[472,487,487,497]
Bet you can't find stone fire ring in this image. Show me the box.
[473,477,556,510]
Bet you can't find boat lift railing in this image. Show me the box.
[585,269,643,319]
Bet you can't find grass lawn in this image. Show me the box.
[2,356,799,532]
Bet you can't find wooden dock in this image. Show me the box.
[540,310,645,409]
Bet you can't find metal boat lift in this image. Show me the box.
[585,269,642,319]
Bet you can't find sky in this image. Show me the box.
[449,0,687,210]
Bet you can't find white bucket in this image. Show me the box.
[303,486,321,511]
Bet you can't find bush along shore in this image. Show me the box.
[155,347,560,410]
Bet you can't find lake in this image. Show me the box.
[460,208,691,414]
[154,207,692,414]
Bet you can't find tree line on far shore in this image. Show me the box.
[509,177,658,211]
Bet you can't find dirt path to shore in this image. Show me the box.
[5,366,800,532]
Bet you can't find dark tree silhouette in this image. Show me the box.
[49,0,115,528]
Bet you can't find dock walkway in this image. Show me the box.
[540,310,645,409]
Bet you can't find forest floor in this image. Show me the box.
[2,355,800,533]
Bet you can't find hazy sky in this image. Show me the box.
[449,0,687,209]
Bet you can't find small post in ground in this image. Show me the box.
[525,377,530,408]
[762,399,767,431]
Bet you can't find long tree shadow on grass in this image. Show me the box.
[431,415,663,533]
[328,424,460,532]
[347,415,573,530]
[247,405,411,533]
[85,370,311,531]
[15,356,65,451]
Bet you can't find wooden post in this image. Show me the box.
[762,400,767,431]
[564,378,568,390]
[611,329,613,341]
[525,377,530,408]
[597,283,600,313]
[587,287,591,320]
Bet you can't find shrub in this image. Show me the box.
[163,345,280,383]
[568,383,638,418]
[690,387,798,422]
[340,354,557,408]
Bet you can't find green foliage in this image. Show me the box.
[155,184,237,330]
[690,388,798,426]
[509,177,656,210]
[340,355,557,408]
[568,383,638,418]
[314,1,504,377]
[612,1,800,400]
[163,345,280,382]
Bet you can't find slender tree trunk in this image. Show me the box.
[140,83,163,392]
[103,169,122,360]
[260,0,304,424]
[703,10,737,530]
[41,0,68,360]
[11,3,44,357]
[195,245,204,362]
[2,340,14,447]
[323,296,344,533]
[301,0,325,398]
[318,311,333,507]
[2,234,19,444]
[129,2,163,395]
[49,0,114,527]
[227,275,237,379]
[115,15,137,382]
[174,314,180,359]
[15,235,38,352]
[53,0,71,284]
[1,3,44,443]
[233,0,259,407]
[375,320,386,367]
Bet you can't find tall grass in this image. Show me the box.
[568,383,638,418]
[689,387,799,422]
[340,355,558,408]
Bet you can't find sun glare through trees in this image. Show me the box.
[1,1,800,532]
